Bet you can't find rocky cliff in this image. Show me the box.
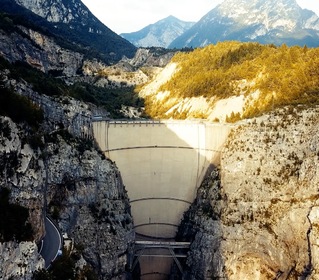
[2,0,136,63]
[0,69,133,279]
[177,106,319,279]
[0,14,173,92]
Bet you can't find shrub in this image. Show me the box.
[0,87,44,128]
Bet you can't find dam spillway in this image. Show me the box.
[92,119,232,278]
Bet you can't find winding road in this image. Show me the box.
[39,217,62,269]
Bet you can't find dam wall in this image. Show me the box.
[93,120,232,239]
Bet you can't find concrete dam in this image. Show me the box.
[92,119,232,279]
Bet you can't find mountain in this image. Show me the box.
[1,0,136,63]
[169,0,319,48]
[121,15,194,48]
[140,41,319,121]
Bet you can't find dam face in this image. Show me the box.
[92,119,232,278]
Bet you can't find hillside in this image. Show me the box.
[139,41,319,121]
[1,0,136,63]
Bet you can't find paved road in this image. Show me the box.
[39,217,62,268]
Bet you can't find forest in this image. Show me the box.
[145,41,319,120]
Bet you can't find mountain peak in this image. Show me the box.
[170,0,319,48]
[121,16,195,48]
[164,15,178,20]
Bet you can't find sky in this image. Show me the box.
[81,0,319,34]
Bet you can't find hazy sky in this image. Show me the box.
[81,0,319,34]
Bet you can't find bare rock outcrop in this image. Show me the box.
[0,116,45,280]
[178,106,319,279]
[0,242,44,279]
[0,74,133,279]
[0,117,45,241]
[45,133,133,278]
[127,48,175,68]
[220,107,319,279]
[0,25,84,77]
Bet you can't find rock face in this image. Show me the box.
[0,116,46,279]
[0,27,84,77]
[177,106,319,279]
[45,128,133,279]
[0,72,133,279]
[0,242,44,279]
[174,168,224,279]
[1,0,136,64]
[0,116,45,241]
[15,0,92,24]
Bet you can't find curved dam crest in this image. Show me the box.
[93,119,233,239]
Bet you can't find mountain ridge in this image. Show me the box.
[120,15,194,48]
[1,0,136,63]
[169,0,319,48]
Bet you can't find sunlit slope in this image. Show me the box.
[140,42,319,121]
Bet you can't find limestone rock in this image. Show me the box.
[0,75,133,278]
[0,117,45,241]
[220,107,319,279]
[0,242,44,280]
[0,27,83,77]
[127,48,175,68]
[0,117,45,279]
[179,106,319,279]
[45,133,133,278]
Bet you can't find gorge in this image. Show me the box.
[1,0,319,279]
[92,119,232,278]
[1,69,319,279]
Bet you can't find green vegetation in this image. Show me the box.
[0,57,144,119]
[68,83,145,119]
[146,41,319,119]
[0,188,34,242]
[0,86,44,128]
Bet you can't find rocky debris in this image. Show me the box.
[177,106,319,279]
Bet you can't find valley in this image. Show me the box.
[1,0,319,279]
